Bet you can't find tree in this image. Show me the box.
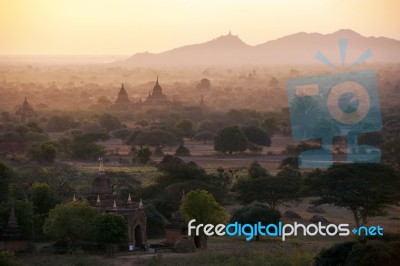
[242,125,271,147]
[31,182,54,215]
[111,128,132,144]
[154,179,227,219]
[94,213,127,256]
[0,160,13,203]
[181,189,229,248]
[382,139,400,167]
[157,155,207,184]
[193,131,214,144]
[175,145,190,156]
[47,115,79,132]
[214,126,248,154]
[235,168,302,209]
[135,119,149,127]
[129,130,180,149]
[175,119,194,138]
[1,111,12,122]
[69,133,109,160]
[230,202,281,240]
[283,142,320,167]
[262,117,279,137]
[135,147,152,164]
[248,161,269,179]
[44,201,98,243]
[27,142,59,163]
[309,163,400,227]
[289,96,321,139]
[197,119,216,132]
[97,96,111,107]
[145,204,167,238]
[211,167,232,189]
[99,113,121,132]
[279,156,299,169]
[196,78,211,90]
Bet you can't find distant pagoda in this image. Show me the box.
[135,77,174,112]
[15,97,37,122]
[0,207,28,251]
[113,83,132,109]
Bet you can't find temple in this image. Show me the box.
[86,159,147,248]
[135,77,173,112]
[15,97,37,122]
[0,207,28,252]
[164,190,188,245]
[112,83,131,109]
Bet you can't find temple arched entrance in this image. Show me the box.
[134,225,142,247]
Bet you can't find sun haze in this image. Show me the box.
[1,0,399,55]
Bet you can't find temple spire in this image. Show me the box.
[96,195,101,208]
[98,157,104,173]
[181,189,186,203]
[113,199,117,210]
[73,193,76,202]
[22,97,29,108]
[127,193,132,203]
[139,199,143,209]
[7,207,18,227]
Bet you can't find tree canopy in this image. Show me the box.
[307,163,400,227]
[99,113,121,132]
[248,161,269,179]
[175,119,194,138]
[214,125,248,154]
[44,201,98,242]
[230,202,281,240]
[127,130,180,148]
[94,212,127,255]
[27,142,59,163]
[241,125,271,147]
[235,168,302,209]
[181,189,229,225]
[0,160,13,203]
[181,189,229,247]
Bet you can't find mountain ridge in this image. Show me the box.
[117,30,400,66]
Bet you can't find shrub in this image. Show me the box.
[175,145,190,156]
[315,237,400,266]
[346,240,400,266]
[314,241,356,266]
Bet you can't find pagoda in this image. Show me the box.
[113,83,132,109]
[15,97,37,122]
[0,207,28,251]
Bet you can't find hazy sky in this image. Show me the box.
[1,0,399,55]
